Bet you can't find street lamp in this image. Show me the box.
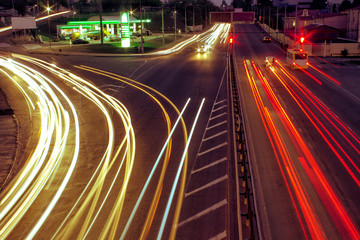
[46,4,51,48]
[185,4,192,36]
[162,2,164,47]
[173,9,177,43]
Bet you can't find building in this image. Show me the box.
[285,9,347,38]
[346,7,360,42]
[273,0,343,8]
[302,24,339,42]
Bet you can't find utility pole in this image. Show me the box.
[162,2,164,48]
[295,5,298,41]
[193,5,195,28]
[276,7,279,40]
[174,8,177,43]
[99,0,103,45]
[276,7,279,31]
[284,5,286,45]
[185,4,187,36]
[140,0,144,53]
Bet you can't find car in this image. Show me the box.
[72,39,89,45]
[263,36,271,42]
[265,56,276,67]
[197,44,210,53]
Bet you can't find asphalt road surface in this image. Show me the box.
[233,23,360,239]
[0,24,236,240]
[1,22,359,240]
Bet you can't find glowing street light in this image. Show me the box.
[45,3,52,48]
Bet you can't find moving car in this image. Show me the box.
[197,44,210,53]
[263,36,271,42]
[265,56,275,67]
[72,39,89,45]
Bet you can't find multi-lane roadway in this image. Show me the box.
[0,22,359,240]
[233,23,360,239]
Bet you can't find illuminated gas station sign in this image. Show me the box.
[121,12,130,47]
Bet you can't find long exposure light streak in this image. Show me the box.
[157,98,205,240]
[308,63,340,85]
[74,65,191,239]
[275,61,360,185]
[0,54,137,239]
[0,56,80,238]
[258,60,360,238]
[245,60,324,239]
[120,99,191,240]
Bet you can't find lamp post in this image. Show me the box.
[173,9,177,43]
[46,4,51,48]
[99,0,103,45]
[140,0,144,53]
[193,4,195,29]
[185,4,187,36]
[185,4,192,36]
[162,2,164,47]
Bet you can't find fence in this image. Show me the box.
[259,23,360,57]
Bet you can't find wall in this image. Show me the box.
[260,23,360,56]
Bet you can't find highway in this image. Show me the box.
[233,23,360,239]
[0,24,235,239]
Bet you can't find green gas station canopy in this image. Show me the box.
[67,19,151,26]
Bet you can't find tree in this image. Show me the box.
[338,0,352,11]
[310,0,327,9]
[353,0,360,7]
[232,0,243,8]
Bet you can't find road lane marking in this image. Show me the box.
[206,120,227,131]
[213,104,227,112]
[209,112,227,121]
[177,199,227,227]
[191,157,227,174]
[209,230,227,240]
[203,130,227,142]
[214,99,226,106]
[185,175,228,197]
[198,142,227,156]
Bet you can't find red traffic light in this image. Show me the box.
[300,37,305,43]
[229,37,233,44]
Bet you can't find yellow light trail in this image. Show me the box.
[0,54,136,239]
[74,66,190,239]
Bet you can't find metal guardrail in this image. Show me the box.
[228,51,259,240]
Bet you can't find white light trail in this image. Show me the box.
[157,98,205,240]
[120,98,191,240]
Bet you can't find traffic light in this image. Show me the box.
[230,37,233,44]
[300,37,305,43]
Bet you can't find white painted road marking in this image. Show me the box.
[177,199,228,227]
[198,142,228,156]
[191,157,227,174]
[185,175,228,197]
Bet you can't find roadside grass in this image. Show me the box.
[39,34,188,54]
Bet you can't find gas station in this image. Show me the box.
[57,13,151,47]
